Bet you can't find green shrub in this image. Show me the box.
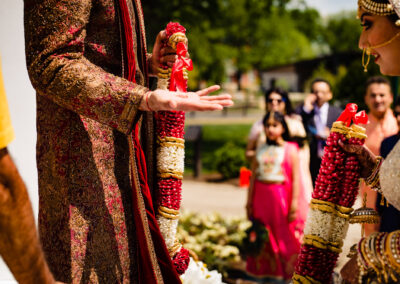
[214,142,248,179]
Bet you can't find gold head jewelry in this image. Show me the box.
[358,0,395,17]
[361,32,400,72]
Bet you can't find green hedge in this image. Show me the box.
[185,124,251,176]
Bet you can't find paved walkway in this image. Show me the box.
[182,179,247,217]
[181,179,362,273]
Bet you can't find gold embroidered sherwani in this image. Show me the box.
[24,0,178,283]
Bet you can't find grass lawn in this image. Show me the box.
[185,123,252,174]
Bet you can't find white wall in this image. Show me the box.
[0,0,37,281]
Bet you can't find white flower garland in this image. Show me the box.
[303,207,349,243]
[157,215,179,249]
[157,77,170,90]
[157,144,185,174]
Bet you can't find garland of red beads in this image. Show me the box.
[295,245,338,282]
[155,22,191,275]
[157,178,183,210]
[339,136,363,208]
[294,104,368,283]
[172,247,190,275]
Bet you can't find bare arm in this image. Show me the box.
[0,148,55,284]
[246,159,258,219]
[245,138,258,161]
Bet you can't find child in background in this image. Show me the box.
[246,111,307,283]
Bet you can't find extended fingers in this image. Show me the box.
[200,94,233,107]
[196,85,221,96]
[180,100,223,111]
[200,93,232,101]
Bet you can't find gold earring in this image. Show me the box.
[362,47,371,72]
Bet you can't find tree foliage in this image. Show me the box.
[142,1,364,90]
[142,0,321,86]
[322,11,362,54]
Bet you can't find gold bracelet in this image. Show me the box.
[387,232,400,272]
[362,234,382,280]
[375,233,389,283]
[381,232,399,282]
[365,156,383,187]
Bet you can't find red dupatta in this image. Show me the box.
[118,0,181,283]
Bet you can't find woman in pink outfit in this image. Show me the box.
[246,111,308,282]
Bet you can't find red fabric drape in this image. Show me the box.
[118,1,181,283]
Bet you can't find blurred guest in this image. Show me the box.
[0,59,56,283]
[359,76,398,236]
[246,88,313,201]
[296,78,342,185]
[246,112,308,282]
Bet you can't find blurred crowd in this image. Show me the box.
[244,76,400,283]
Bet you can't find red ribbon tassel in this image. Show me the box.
[336,103,358,126]
[336,104,369,126]
[353,110,368,125]
[169,42,193,92]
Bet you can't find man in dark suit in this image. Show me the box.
[297,78,342,185]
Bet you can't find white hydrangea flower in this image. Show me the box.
[181,258,225,284]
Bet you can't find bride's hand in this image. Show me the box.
[338,140,377,179]
[340,255,359,284]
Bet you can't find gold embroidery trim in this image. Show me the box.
[292,273,322,284]
[310,199,353,219]
[168,240,182,258]
[158,206,180,220]
[158,136,185,149]
[159,141,185,149]
[159,206,179,215]
[303,235,343,253]
[128,138,163,283]
[158,172,183,180]
[157,67,172,74]
[158,136,185,144]
[168,32,187,49]
[158,73,171,79]
[347,124,367,139]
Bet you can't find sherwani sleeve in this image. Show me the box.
[24,0,147,134]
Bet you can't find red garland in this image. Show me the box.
[172,247,190,275]
[155,22,191,275]
[165,22,186,38]
[294,104,368,283]
[158,178,182,210]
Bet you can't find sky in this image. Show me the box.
[0,0,359,282]
[305,0,358,15]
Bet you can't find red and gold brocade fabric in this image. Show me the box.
[24,0,180,283]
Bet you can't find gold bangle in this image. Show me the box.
[381,232,399,282]
[375,233,389,283]
[387,232,400,272]
[362,234,382,279]
[365,156,383,185]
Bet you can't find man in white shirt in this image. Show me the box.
[297,78,342,185]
